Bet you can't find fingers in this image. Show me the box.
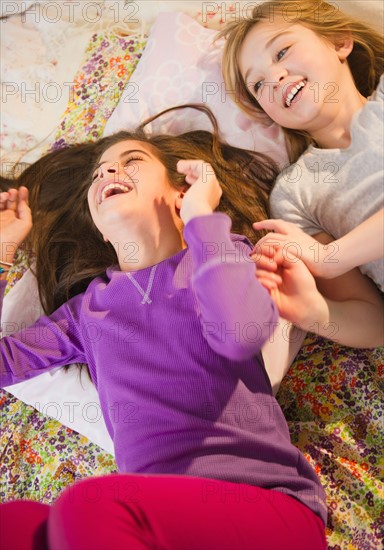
[0,188,27,211]
[256,232,289,251]
[0,191,8,210]
[256,277,278,294]
[251,239,277,258]
[251,250,278,271]
[250,242,282,272]
[255,269,282,286]
[0,190,14,211]
[254,229,305,268]
[251,243,299,273]
[176,160,200,183]
[176,160,216,185]
[0,187,32,225]
[253,218,292,234]
[17,187,32,224]
[18,186,29,204]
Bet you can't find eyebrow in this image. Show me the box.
[93,149,151,171]
[244,31,293,83]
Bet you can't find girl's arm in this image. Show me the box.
[178,160,278,361]
[328,209,384,275]
[253,209,384,280]
[0,189,32,320]
[1,298,86,387]
[255,232,384,348]
[261,319,306,396]
[0,187,86,386]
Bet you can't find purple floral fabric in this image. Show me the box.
[52,32,147,147]
[1,18,383,550]
[277,335,384,549]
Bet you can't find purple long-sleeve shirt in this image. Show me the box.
[1,214,327,523]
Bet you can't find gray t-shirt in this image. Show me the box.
[270,74,384,291]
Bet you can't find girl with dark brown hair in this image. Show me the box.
[0,107,332,549]
[1,102,382,548]
[1,104,277,315]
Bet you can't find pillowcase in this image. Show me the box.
[104,11,288,167]
[52,32,147,148]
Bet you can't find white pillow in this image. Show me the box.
[104,11,288,167]
[2,269,114,455]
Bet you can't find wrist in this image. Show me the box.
[300,294,329,333]
[319,238,356,279]
[311,242,344,279]
[1,242,18,265]
[182,205,213,226]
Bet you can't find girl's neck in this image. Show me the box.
[112,226,186,272]
[310,81,368,149]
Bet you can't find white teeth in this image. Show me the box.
[101,183,131,202]
[285,80,306,107]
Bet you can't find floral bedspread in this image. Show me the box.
[1,336,383,548]
[52,32,147,148]
[0,388,117,503]
[278,336,384,548]
[1,11,384,550]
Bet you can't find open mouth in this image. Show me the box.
[285,80,306,108]
[99,182,133,204]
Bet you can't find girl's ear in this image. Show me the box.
[175,191,185,211]
[334,33,354,62]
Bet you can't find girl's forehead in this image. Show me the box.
[100,139,151,161]
[245,19,308,43]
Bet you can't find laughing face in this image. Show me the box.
[88,140,181,241]
[239,19,353,133]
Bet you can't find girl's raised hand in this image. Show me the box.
[176,160,222,225]
[253,219,331,277]
[253,243,328,332]
[0,187,32,264]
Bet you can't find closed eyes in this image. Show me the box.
[124,156,144,166]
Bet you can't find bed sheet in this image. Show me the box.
[1,2,384,549]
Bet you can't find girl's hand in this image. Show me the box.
[0,187,32,264]
[176,160,222,225]
[253,244,328,332]
[253,219,336,278]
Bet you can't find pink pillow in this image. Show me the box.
[104,12,287,166]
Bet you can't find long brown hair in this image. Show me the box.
[2,142,117,314]
[6,104,278,314]
[219,0,384,162]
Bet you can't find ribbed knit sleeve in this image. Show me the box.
[0,295,86,387]
[0,280,6,321]
[183,213,278,360]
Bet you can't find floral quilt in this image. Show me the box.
[1,11,384,550]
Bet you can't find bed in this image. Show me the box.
[1,2,383,548]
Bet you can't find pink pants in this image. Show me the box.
[0,474,326,550]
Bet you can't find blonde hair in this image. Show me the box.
[219,0,384,162]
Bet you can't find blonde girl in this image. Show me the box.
[220,0,384,301]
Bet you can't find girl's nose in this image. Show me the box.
[99,163,119,179]
[269,67,288,85]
